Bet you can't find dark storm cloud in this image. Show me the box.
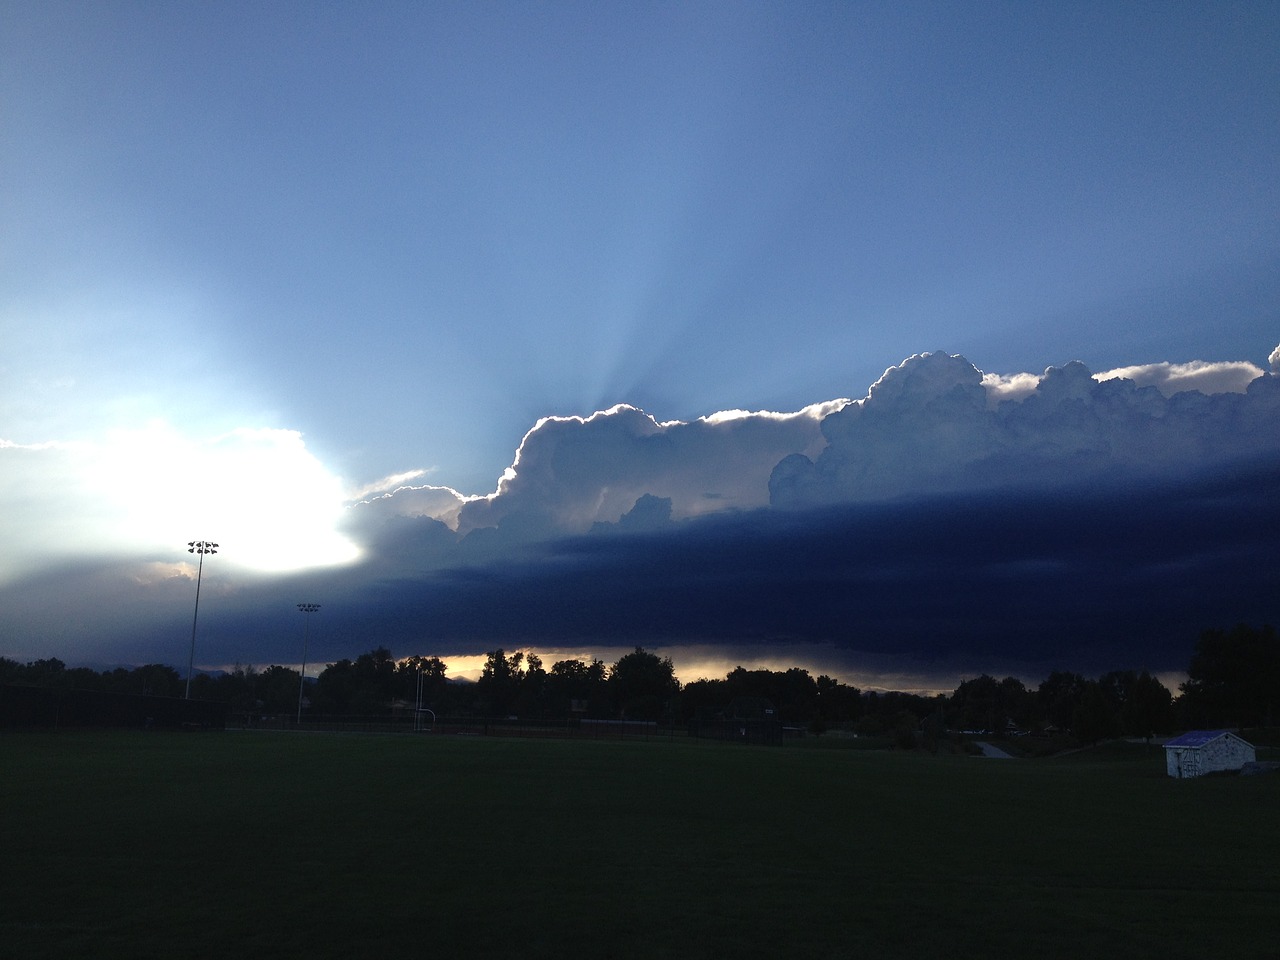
[156,353,1280,676]
[310,455,1279,677]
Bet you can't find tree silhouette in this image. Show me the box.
[397,656,448,707]
[1098,669,1173,740]
[1072,681,1118,745]
[546,657,608,717]
[1037,671,1088,731]
[609,647,678,720]
[1180,624,1279,728]
[476,649,525,717]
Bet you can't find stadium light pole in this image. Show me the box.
[185,540,218,699]
[296,603,321,724]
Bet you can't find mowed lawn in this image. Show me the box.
[2,731,1278,960]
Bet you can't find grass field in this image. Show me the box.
[2,731,1278,960]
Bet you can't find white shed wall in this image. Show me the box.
[1165,735,1256,778]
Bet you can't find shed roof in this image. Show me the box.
[1163,730,1245,749]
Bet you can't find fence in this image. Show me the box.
[228,713,800,744]
[686,718,787,745]
[0,684,228,731]
[228,713,688,741]
[0,690,796,744]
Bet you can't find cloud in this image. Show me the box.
[613,492,673,532]
[342,349,1278,559]
[357,400,845,542]
[0,440,103,582]
[1271,343,1280,374]
[7,449,1275,683]
[337,347,1280,616]
[347,470,430,500]
[273,457,1279,681]
[99,424,361,572]
[0,438,85,452]
[980,371,1042,405]
[6,346,1276,690]
[981,357,1265,407]
[290,334,1278,681]
[0,421,360,580]
[1095,359,1265,396]
[348,484,471,532]
[771,351,1280,509]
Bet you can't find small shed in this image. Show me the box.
[1164,730,1256,779]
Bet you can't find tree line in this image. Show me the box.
[2,623,1274,738]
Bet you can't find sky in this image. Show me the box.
[2,1,1278,693]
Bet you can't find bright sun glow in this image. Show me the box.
[93,421,361,572]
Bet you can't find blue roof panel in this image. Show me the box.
[1164,730,1233,748]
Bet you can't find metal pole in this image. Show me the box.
[185,540,218,699]
[296,603,320,724]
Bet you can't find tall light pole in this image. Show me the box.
[185,540,218,699]
[296,603,321,724]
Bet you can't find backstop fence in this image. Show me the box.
[1,684,228,731]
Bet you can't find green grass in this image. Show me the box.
[2,731,1278,960]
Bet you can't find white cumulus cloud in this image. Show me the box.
[348,348,1279,552]
[771,351,1280,509]
[453,400,846,535]
[1095,359,1264,396]
[348,484,472,533]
